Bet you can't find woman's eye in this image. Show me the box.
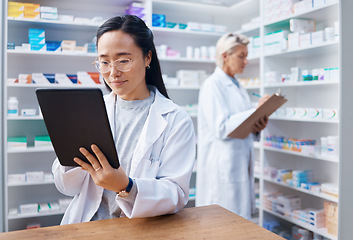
[100,61,109,65]
[119,59,130,64]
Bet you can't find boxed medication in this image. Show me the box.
[39,203,50,213]
[29,28,45,38]
[288,32,300,49]
[40,6,58,13]
[299,33,311,48]
[55,73,74,85]
[20,203,38,214]
[41,12,58,20]
[290,19,316,33]
[26,171,44,182]
[77,71,101,85]
[32,73,52,84]
[48,202,60,211]
[311,30,325,45]
[34,135,52,147]
[8,173,26,184]
[8,2,24,18]
[30,44,46,51]
[18,74,32,84]
[21,108,36,116]
[61,40,76,51]
[7,136,27,149]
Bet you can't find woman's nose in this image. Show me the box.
[109,64,122,77]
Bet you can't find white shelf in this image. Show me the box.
[8,210,65,220]
[263,146,338,163]
[7,116,43,120]
[263,208,337,240]
[8,180,55,187]
[7,17,101,27]
[152,27,223,37]
[264,80,339,88]
[270,116,339,124]
[235,25,260,36]
[7,83,105,89]
[264,177,338,203]
[264,1,338,26]
[166,86,200,90]
[7,146,54,153]
[159,57,215,63]
[264,41,339,58]
[7,49,97,57]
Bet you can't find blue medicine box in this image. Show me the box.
[29,28,45,38]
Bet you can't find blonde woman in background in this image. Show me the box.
[196,33,269,220]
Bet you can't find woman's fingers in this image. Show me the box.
[79,147,102,171]
[74,157,94,173]
[91,144,111,169]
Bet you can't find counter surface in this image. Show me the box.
[0,205,284,239]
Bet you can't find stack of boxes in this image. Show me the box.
[125,2,145,21]
[24,3,40,20]
[324,201,338,236]
[8,2,24,18]
[40,6,58,20]
[29,28,46,51]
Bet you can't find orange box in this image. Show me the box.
[24,3,40,12]
[324,201,338,236]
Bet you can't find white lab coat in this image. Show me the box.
[53,87,196,224]
[196,67,256,219]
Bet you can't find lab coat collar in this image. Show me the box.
[214,67,239,87]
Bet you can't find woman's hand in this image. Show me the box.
[73,144,129,193]
[252,115,269,133]
[257,94,270,108]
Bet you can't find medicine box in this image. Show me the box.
[290,19,316,33]
[288,32,300,49]
[29,28,45,38]
[34,135,52,147]
[40,6,58,13]
[311,30,324,45]
[20,203,38,214]
[26,171,44,182]
[55,73,74,85]
[21,108,36,116]
[7,136,27,149]
[300,33,311,48]
[41,12,58,20]
[32,73,52,84]
[8,174,26,184]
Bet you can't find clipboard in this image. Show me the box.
[228,90,287,139]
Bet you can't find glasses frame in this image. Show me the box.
[92,57,136,73]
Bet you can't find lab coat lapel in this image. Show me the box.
[130,91,169,176]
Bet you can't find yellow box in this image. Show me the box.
[24,12,40,19]
[8,10,24,18]
[8,2,24,11]
[24,3,40,13]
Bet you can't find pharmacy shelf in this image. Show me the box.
[243,85,261,90]
[7,49,97,57]
[7,17,101,28]
[7,146,54,153]
[8,210,65,220]
[263,208,337,240]
[158,57,214,63]
[7,83,104,89]
[263,146,338,163]
[235,25,260,36]
[264,1,338,27]
[7,116,43,120]
[269,116,339,124]
[264,178,338,203]
[264,40,339,58]
[152,26,223,37]
[8,180,55,187]
[264,80,339,88]
[166,86,200,90]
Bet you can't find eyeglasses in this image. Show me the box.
[92,58,135,73]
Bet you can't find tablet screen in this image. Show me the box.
[36,88,120,169]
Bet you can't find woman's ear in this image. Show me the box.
[145,51,152,67]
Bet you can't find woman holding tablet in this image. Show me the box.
[52,15,196,224]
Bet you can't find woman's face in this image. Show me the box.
[222,44,248,77]
[97,30,151,100]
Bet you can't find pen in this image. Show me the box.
[251,92,262,98]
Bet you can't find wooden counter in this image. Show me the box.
[0,205,284,239]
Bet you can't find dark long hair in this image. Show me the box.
[96,15,169,98]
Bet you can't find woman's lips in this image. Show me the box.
[111,80,127,86]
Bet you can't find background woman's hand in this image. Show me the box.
[252,115,269,133]
[257,93,270,108]
[73,144,129,193]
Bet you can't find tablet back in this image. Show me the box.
[36,88,119,169]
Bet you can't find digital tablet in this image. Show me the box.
[36,88,120,169]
